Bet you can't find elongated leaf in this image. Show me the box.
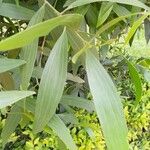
[86,50,129,150]
[64,0,76,7]
[113,3,131,17]
[1,105,22,145]
[0,14,83,51]
[0,91,35,109]
[125,14,149,44]
[72,12,148,62]
[113,3,131,23]
[67,73,84,83]
[48,115,77,150]
[20,5,45,89]
[127,60,142,104]
[86,5,99,28]
[58,113,78,125]
[66,0,150,11]
[44,2,62,44]
[0,58,26,73]
[0,3,34,20]
[144,18,150,44]
[97,2,113,27]
[33,30,68,133]
[67,28,84,74]
[97,12,149,35]
[61,95,95,112]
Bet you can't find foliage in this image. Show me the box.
[0,0,150,149]
[0,94,149,149]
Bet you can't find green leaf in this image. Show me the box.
[86,4,99,28]
[113,3,131,17]
[125,14,149,44]
[48,115,77,150]
[67,73,84,83]
[44,2,62,43]
[66,0,150,11]
[0,58,26,73]
[1,105,22,145]
[20,5,45,89]
[71,12,148,63]
[97,2,113,27]
[61,95,95,112]
[0,91,35,109]
[66,28,84,74]
[144,18,150,44]
[86,50,129,150]
[127,60,142,104]
[64,0,76,7]
[58,113,78,125]
[33,30,68,133]
[97,12,148,35]
[0,3,35,20]
[0,14,83,51]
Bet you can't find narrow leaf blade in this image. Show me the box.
[125,14,149,44]
[0,58,26,73]
[0,91,35,109]
[1,105,22,145]
[66,0,150,11]
[48,115,77,150]
[127,60,142,104]
[0,14,83,51]
[97,2,113,27]
[20,5,45,89]
[0,3,34,20]
[86,50,129,150]
[61,95,95,112]
[33,30,68,133]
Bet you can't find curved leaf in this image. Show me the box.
[66,0,150,11]
[0,14,83,51]
[0,3,35,20]
[20,5,45,89]
[0,91,35,109]
[1,105,22,145]
[33,30,68,133]
[0,58,26,73]
[48,115,77,150]
[61,95,95,112]
[86,50,129,150]
[97,2,113,27]
[125,14,149,44]
[127,60,142,104]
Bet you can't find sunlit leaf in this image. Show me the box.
[0,14,82,51]
[125,14,149,44]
